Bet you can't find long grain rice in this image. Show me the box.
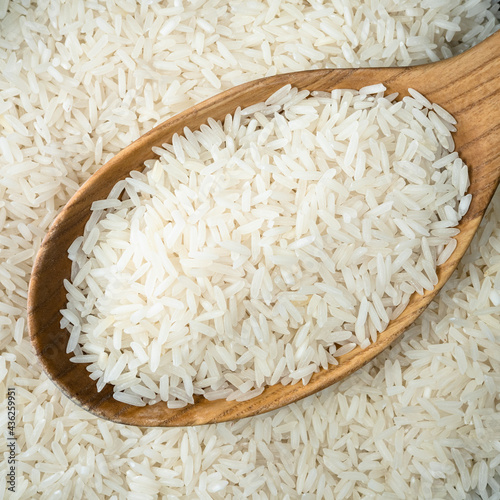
[2,0,499,498]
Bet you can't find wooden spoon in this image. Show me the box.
[28,32,500,427]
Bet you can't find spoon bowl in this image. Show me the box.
[28,32,500,426]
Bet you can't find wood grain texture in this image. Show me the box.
[28,32,500,427]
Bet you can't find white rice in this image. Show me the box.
[2,0,500,498]
[62,86,471,408]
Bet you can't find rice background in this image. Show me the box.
[0,0,499,498]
